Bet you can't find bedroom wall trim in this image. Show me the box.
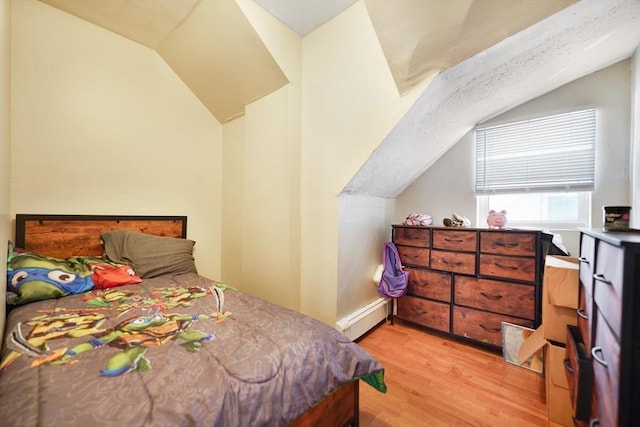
[336,297,389,340]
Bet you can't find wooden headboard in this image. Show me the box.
[14,214,187,259]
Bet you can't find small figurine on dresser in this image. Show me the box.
[443,212,471,228]
[402,212,433,226]
[487,210,507,229]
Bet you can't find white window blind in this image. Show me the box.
[475,108,596,193]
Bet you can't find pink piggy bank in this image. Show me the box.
[487,210,507,229]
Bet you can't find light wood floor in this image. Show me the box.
[356,320,565,427]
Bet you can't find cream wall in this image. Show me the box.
[300,2,420,324]
[337,195,395,320]
[10,0,223,278]
[221,117,245,289]
[226,85,302,308]
[226,1,420,322]
[221,1,302,310]
[397,59,633,256]
[1,0,12,346]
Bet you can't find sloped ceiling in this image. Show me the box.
[39,0,199,49]
[365,0,575,95]
[154,0,288,122]
[38,0,574,122]
[344,0,640,198]
[40,0,289,123]
[35,0,640,199]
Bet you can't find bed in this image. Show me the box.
[0,214,386,426]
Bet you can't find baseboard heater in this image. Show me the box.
[336,297,389,341]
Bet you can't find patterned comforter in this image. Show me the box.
[0,273,386,426]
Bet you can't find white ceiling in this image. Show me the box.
[252,0,358,36]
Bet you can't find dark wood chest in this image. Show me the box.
[566,229,640,427]
[392,225,548,350]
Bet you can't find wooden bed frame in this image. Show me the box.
[14,214,187,258]
[12,214,360,427]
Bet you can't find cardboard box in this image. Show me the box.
[515,257,579,425]
[545,342,574,426]
[502,322,543,374]
[542,256,579,344]
[518,327,573,426]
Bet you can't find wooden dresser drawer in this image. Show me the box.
[565,325,593,422]
[432,229,477,252]
[480,231,536,256]
[578,233,596,294]
[591,310,620,427]
[576,229,639,427]
[406,267,451,302]
[392,224,545,352]
[431,250,476,275]
[593,241,624,339]
[577,284,592,351]
[397,296,450,333]
[393,226,430,247]
[396,245,430,268]
[452,306,533,346]
[479,254,536,282]
[454,276,535,320]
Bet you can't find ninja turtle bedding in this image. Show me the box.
[6,243,143,306]
[5,228,200,306]
[0,272,386,426]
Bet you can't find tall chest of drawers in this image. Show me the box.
[572,229,640,427]
[392,225,548,349]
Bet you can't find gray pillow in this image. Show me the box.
[101,230,197,279]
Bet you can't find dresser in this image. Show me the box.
[566,229,640,427]
[392,225,549,349]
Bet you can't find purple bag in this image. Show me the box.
[377,242,409,298]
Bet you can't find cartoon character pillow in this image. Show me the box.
[7,249,97,306]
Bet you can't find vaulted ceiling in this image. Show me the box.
[35,0,640,199]
[40,0,288,122]
[344,0,640,198]
[39,0,575,122]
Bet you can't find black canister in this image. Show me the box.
[603,206,631,231]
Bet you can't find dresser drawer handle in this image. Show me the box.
[577,308,589,320]
[593,273,612,285]
[444,238,464,243]
[494,262,518,270]
[494,241,519,248]
[480,292,503,301]
[591,346,608,367]
[410,307,427,315]
[590,418,600,427]
[442,260,463,266]
[578,256,590,264]
[479,323,501,333]
[563,358,574,374]
[415,281,430,287]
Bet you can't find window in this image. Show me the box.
[475,109,595,228]
[476,192,591,229]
